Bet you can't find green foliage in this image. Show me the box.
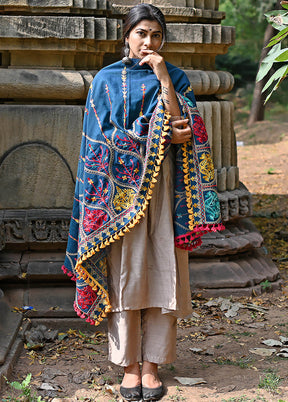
[219,0,276,61]
[216,0,278,86]
[3,374,44,402]
[257,1,288,103]
[258,369,281,393]
[260,279,273,290]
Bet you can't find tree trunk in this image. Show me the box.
[248,0,281,126]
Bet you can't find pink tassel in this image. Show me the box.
[62,265,77,282]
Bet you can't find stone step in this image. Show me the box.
[0,252,21,279]
[189,248,282,295]
[0,250,68,281]
[2,285,77,317]
[0,296,23,365]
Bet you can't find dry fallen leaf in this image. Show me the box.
[174,377,207,386]
[249,348,277,357]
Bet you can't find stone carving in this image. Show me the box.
[1,210,70,245]
[5,220,25,242]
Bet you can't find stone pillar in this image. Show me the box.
[0,0,281,320]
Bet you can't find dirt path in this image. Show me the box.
[3,292,288,402]
[1,119,288,402]
[237,121,288,195]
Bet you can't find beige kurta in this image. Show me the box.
[107,149,192,318]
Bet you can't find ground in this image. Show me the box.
[1,109,288,402]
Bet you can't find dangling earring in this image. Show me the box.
[122,42,132,65]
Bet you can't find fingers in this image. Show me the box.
[171,119,189,128]
[139,51,162,67]
[171,123,192,144]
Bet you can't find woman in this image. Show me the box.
[62,3,224,401]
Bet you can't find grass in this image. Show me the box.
[2,374,44,402]
[221,396,268,402]
[258,369,281,393]
[168,386,186,401]
[226,331,253,339]
[213,357,251,369]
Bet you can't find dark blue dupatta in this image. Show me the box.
[62,59,224,325]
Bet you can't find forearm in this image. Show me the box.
[161,78,181,117]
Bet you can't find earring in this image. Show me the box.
[122,42,132,65]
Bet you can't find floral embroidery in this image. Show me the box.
[113,186,136,211]
[83,207,109,233]
[204,191,220,221]
[77,285,98,310]
[115,157,140,187]
[199,153,215,182]
[193,115,208,143]
[85,145,109,174]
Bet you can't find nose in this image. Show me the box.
[144,35,152,48]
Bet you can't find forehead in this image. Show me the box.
[132,19,162,33]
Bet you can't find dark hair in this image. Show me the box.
[123,3,167,47]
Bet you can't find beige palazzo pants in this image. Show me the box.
[107,149,192,366]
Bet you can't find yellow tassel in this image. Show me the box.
[113,233,120,240]
[104,239,110,246]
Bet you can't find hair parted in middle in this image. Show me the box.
[122,3,167,49]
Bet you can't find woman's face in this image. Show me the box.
[126,19,163,59]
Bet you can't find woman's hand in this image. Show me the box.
[139,50,170,84]
[171,119,192,144]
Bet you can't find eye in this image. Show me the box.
[153,33,161,39]
[136,31,145,37]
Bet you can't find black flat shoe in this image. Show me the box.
[142,385,164,401]
[120,384,142,401]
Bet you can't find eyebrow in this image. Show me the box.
[135,28,162,33]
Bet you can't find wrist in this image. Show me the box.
[160,77,172,87]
